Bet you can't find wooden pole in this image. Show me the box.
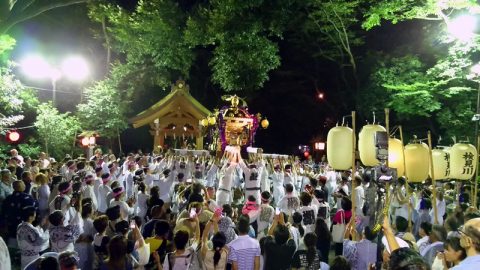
[399,126,412,230]
[385,109,391,224]
[428,131,439,224]
[475,135,480,208]
[351,111,357,238]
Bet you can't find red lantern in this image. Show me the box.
[81,137,89,147]
[304,151,310,158]
[7,131,20,142]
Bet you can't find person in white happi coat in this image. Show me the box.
[283,164,296,191]
[144,163,159,189]
[156,169,175,205]
[49,209,83,253]
[256,191,275,239]
[97,173,112,214]
[277,183,300,216]
[260,161,270,193]
[270,164,285,205]
[204,161,219,188]
[17,206,49,269]
[216,162,237,207]
[124,163,135,199]
[81,174,98,211]
[239,159,263,203]
[49,182,74,225]
[110,187,135,221]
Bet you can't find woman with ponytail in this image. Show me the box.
[292,233,326,270]
[201,212,229,269]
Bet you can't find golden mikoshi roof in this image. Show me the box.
[129,80,211,129]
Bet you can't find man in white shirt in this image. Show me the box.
[353,176,365,216]
[277,184,300,216]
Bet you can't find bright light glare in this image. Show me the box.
[471,63,480,75]
[20,55,51,79]
[448,15,477,42]
[61,56,89,81]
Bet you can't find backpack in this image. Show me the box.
[166,247,204,270]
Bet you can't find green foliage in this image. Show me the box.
[0,64,39,132]
[0,34,15,63]
[210,33,280,91]
[17,138,42,158]
[88,0,297,92]
[77,79,128,139]
[88,0,194,92]
[34,103,80,160]
[362,0,479,30]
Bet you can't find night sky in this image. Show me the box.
[7,2,425,155]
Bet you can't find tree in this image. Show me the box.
[34,103,80,159]
[0,0,88,34]
[77,79,128,145]
[0,34,38,133]
[87,0,298,93]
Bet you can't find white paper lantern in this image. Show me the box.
[431,149,450,180]
[327,126,353,170]
[450,143,477,180]
[388,138,404,176]
[404,143,429,182]
[358,124,386,166]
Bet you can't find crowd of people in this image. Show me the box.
[0,147,479,270]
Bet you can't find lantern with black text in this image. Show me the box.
[327,126,353,170]
[359,124,386,166]
[450,143,477,180]
[431,148,450,180]
[388,138,405,176]
[404,142,429,182]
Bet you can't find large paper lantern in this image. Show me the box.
[450,143,477,180]
[327,126,353,170]
[431,149,450,180]
[358,124,386,166]
[404,143,429,182]
[388,138,404,176]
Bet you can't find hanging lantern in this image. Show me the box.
[200,119,208,127]
[450,143,477,180]
[404,142,429,182]
[431,148,450,180]
[7,131,20,142]
[261,118,269,129]
[358,124,386,166]
[388,138,404,176]
[81,137,90,147]
[327,126,353,170]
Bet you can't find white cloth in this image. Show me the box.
[97,184,111,213]
[0,236,11,270]
[110,200,134,221]
[271,171,285,204]
[38,184,50,212]
[277,193,300,216]
[135,192,149,220]
[354,185,365,216]
[82,185,98,211]
[298,205,318,234]
[240,160,262,203]
[256,204,274,239]
[216,164,236,206]
[430,199,446,225]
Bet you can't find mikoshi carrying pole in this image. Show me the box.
[350,111,357,239]
[428,131,439,225]
[399,126,412,230]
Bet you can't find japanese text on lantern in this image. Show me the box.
[444,153,450,177]
[462,152,474,175]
